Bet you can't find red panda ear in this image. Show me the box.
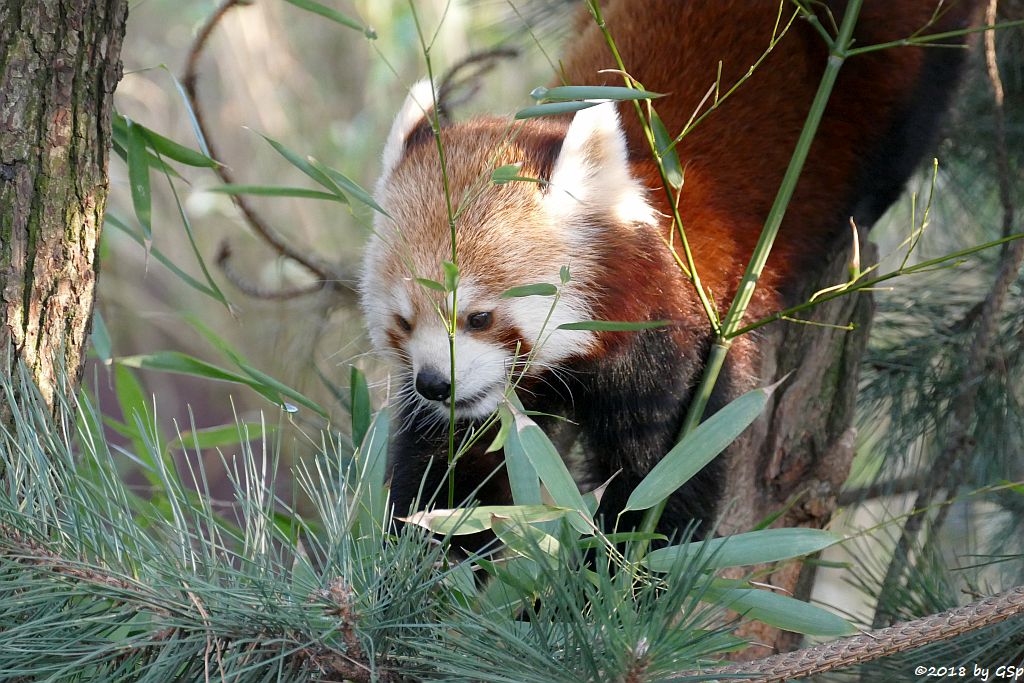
[378,80,436,187]
[545,102,653,227]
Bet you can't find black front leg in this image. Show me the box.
[387,406,512,555]
[570,329,722,540]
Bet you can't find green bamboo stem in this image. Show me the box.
[635,0,864,542]
[587,0,721,333]
[407,2,459,506]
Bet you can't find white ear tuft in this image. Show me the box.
[545,102,654,227]
[378,79,436,186]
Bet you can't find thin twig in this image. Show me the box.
[215,241,327,300]
[182,0,356,303]
[837,475,926,507]
[677,585,1024,681]
[872,0,1022,629]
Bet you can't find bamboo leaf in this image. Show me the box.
[125,118,152,246]
[705,586,855,636]
[350,366,371,449]
[90,309,112,364]
[651,108,683,189]
[443,261,460,293]
[204,184,344,202]
[416,277,446,292]
[502,406,542,504]
[282,0,377,38]
[531,85,663,101]
[169,422,273,451]
[516,101,599,120]
[624,384,774,512]
[501,283,558,298]
[140,126,218,168]
[510,405,592,533]
[401,505,570,536]
[255,131,349,203]
[645,528,842,572]
[321,165,389,215]
[557,320,669,332]
[492,515,561,564]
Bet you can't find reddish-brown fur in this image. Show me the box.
[559,0,976,330]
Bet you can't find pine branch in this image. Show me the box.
[678,586,1024,682]
[873,0,1023,629]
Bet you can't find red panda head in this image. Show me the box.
[360,80,656,421]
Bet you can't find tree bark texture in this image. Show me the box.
[719,241,875,656]
[0,0,127,413]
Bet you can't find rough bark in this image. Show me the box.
[719,240,875,655]
[0,0,126,416]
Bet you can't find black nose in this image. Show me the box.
[415,369,451,402]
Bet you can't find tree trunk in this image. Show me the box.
[720,240,875,656]
[0,0,127,415]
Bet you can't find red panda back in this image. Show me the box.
[558,0,976,310]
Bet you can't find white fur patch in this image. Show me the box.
[377,79,435,191]
[545,102,655,229]
[505,282,595,364]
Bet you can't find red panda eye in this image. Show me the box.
[466,311,494,331]
[396,315,412,332]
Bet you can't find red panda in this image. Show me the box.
[360,1,977,538]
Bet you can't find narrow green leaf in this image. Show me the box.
[557,320,670,332]
[416,277,446,292]
[486,404,514,454]
[645,528,843,572]
[491,164,524,185]
[112,125,184,181]
[282,0,376,38]
[256,131,349,202]
[140,126,218,168]
[502,406,542,504]
[359,409,390,493]
[125,118,152,244]
[90,309,112,363]
[516,101,599,120]
[236,361,326,416]
[531,85,663,101]
[118,352,301,412]
[624,384,773,512]
[350,366,371,449]
[442,261,460,293]
[401,504,570,536]
[559,265,571,284]
[153,154,233,311]
[651,109,683,190]
[322,165,389,215]
[705,586,855,636]
[511,406,592,533]
[501,283,558,298]
[492,516,561,563]
[169,422,272,451]
[105,213,219,300]
[204,185,344,202]
[576,532,666,549]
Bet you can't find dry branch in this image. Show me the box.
[681,585,1024,681]
[182,0,356,303]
